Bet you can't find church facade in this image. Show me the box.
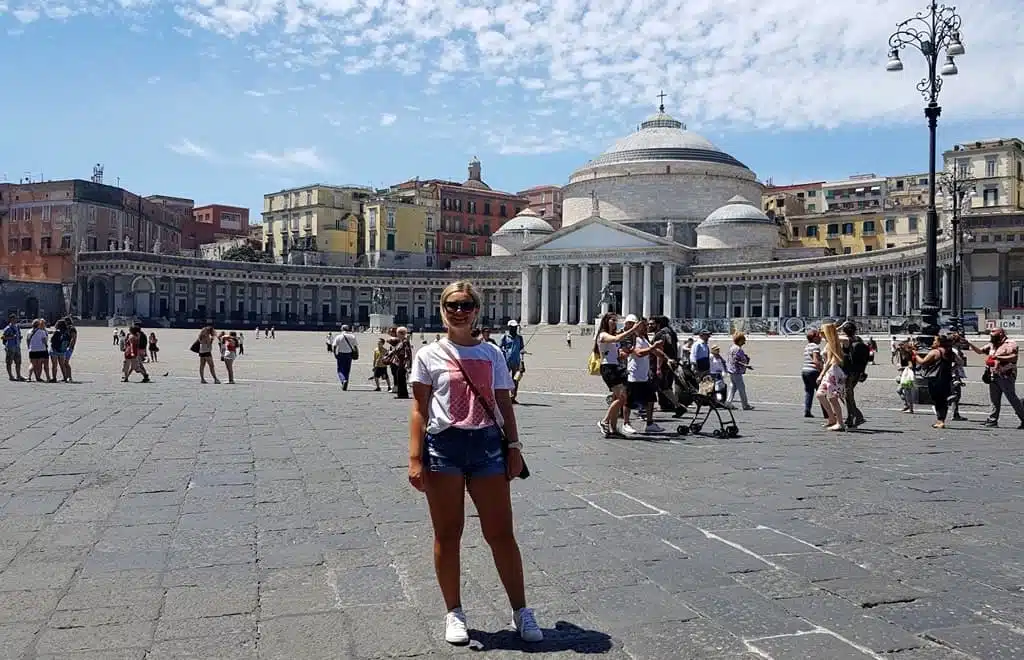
[72,106,1020,333]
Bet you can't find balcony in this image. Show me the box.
[862,229,876,237]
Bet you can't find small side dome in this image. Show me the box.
[699,195,772,228]
[493,207,555,236]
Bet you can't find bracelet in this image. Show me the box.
[506,441,523,451]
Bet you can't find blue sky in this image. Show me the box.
[2,0,1022,218]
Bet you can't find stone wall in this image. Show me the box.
[0,279,65,320]
[562,168,763,231]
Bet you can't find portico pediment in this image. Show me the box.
[522,214,681,252]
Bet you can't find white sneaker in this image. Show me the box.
[644,422,665,434]
[444,608,469,645]
[621,423,639,436]
[513,607,543,643]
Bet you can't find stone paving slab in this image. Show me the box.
[0,328,1022,659]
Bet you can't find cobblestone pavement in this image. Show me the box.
[1,328,1022,659]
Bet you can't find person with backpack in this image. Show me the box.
[500,320,526,403]
[840,320,870,428]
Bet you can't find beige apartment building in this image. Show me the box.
[945,138,1024,213]
[262,184,374,266]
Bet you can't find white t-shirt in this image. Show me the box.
[27,328,48,352]
[410,339,514,434]
[627,336,650,382]
[332,332,358,354]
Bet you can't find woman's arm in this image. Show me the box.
[812,348,823,371]
[408,383,432,491]
[911,348,941,366]
[599,325,638,344]
[633,339,662,357]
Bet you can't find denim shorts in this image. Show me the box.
[425,425,506,478]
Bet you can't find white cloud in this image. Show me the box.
[11,0,1024,149]
[146,75,160,84]
[379,113,397,126]
[319,72,332,80]
[168,139,213,159]
[245,147,327,170]
[244,90,265,97]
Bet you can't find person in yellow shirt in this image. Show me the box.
[372,338,392,392]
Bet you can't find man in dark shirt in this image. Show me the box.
[651,316,684,414]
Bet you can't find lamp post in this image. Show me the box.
[938,167,975,329]
[887,1,965,336]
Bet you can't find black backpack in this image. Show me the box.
[843,336,869,373]
[137,333,148,351]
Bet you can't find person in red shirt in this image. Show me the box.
[121,326,150,383]
[967,328,1024,429]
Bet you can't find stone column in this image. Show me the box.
[917,274,924,309]
[844,279,853,318]
[724,285,733,319]
[579,263,590,325]
[860,278,869,318]
[558,265,570,325]
[891,275,899,316]
[812,283,820,317]
[760,285,768,319]
[778,283,788,317]
[540,265,550,324]
[641,262,653,318]
[942,267,951,310]
[830,281,838,317]
[795,282,804,317]
[905,273,913,313]
[742,285,751,318]
[621,263,632,317]
[662,263,675,319]
[600,263,611,315]
[875,278,884,318]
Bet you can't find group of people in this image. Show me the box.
[190,326,242,384]
[3,314,79,383]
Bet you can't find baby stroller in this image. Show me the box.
[670,362,740,438]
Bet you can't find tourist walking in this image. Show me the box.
[50,319,71,382]
[408,281,541,646]
[222,331,239,384]
[332,325,359,391]
[726,332,754,411]
[840,321,869,428]
[689,330,712,376]
[122,326,150,383]
[622,317,664,435]
[594,312,640,437]
[3,313,25,382]
[816,322,847,431]
[148,332,159,363]
[62,316,77,382]
[372,338,392,392]
[194,326,220,384]
[801,329,823,418]
[500,321,525,403]
[389,327,413,399]
[966,328,1024,429]
[902,334,955,428]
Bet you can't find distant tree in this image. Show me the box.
[220,244,273,263]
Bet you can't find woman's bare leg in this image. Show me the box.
[424,473,466,611]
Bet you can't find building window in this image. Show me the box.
[807,203,816,212]
[843,247,852,255]
[500,204,507,217]
[792,227,800,238]
[305,190,312,205]
[842,223,854,235]
[885,217,896,232]
[470,242,477,255]
[865,245,873,251]
[957,158,969,178]
[863,220,876,235]
[806,225,818,237]
[483,203,491,215]
[20,237,33,251]
[60,234,72,250]
[826,223,839,238]
[7,238,18,253]
[909,216,920,231]
[426,215,434,231]
[482,224,490,235]
[986,157,997,178]
[455,240,463,253]
[514,207,521,215]
[386,209,396,229]
[807,190,817,197]
[368,207,378,227]
[444,239,452,253]
[386,234,395,251]
[895,180,905,190]
[40,236,52,252]
[425,238,434,252]
[983,188,998,206]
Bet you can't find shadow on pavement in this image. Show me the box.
[468,620,614,653]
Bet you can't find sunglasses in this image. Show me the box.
[443,300,478,313]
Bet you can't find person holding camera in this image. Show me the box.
[901,335,955,429]
[966,328,1024,429]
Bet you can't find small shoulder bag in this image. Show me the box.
[437,342,529,479]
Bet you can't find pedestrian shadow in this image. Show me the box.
[515,402,551,408]
[468,620,614,653]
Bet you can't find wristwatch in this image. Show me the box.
[506,441,523,451]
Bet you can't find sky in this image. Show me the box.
[2,0,1023,218]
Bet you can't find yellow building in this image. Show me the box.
[786,209,886,254]
[262,184,373,266]
[362,199,435,269]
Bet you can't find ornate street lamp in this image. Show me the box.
[938,166,975,329]
[887,1,965,336]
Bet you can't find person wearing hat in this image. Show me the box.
[690,330,712,376]
[965,328,1024,428]
[500,320,526,403]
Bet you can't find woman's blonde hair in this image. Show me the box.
[821,322,842,360]
[439,280,482,326]
[733,332,746,344]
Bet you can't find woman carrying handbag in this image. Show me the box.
[407,280,541,646]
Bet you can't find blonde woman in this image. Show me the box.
[816,322,847,431]
[196,326,220,384]
[408,281,541,646]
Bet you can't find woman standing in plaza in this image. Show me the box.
[195,326,220,384]
[726,332,754,411]
[816,322,847,431]
[902,335,955,429]
[593,312,640,437]
[408,280,541,646]
[801,329,823,418]
[26,319,51,383]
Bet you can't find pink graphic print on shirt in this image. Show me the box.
[446,358,496,427]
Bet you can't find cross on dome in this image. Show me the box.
[657,90,667,113]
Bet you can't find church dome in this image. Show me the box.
[699,195,772,228]
[585,109,749,170]
[493,207,554,236]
